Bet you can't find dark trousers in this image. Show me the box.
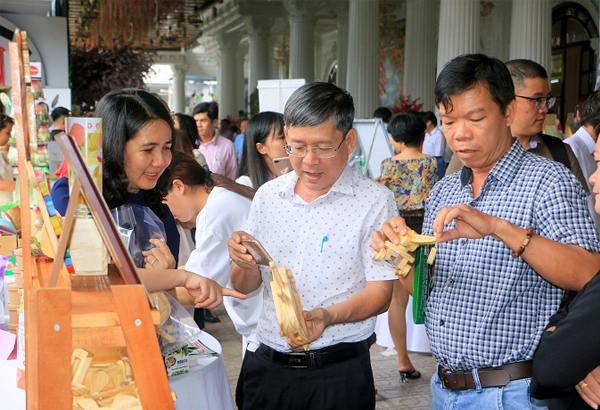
[240,346,375,410]
[235,350,253,409]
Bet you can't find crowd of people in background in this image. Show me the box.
[5,51,600,410]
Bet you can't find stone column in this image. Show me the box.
[285,0,315,81]
[437,0,479,75]
[509,0,552,71]
[346,0,379,119]
[216,32,241,120]
[404,0,438,111]
[336,2,349,89]
[171,63,188,113]
[247,16,272,99]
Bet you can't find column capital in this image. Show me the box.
[244,15,273,37]
[284,0,316,21]
[172,64,189,76]
[215,31,242,51]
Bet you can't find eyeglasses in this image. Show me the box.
[284,135,346,159]
[515,94,556,110]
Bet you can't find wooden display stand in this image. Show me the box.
[10,29,175,410]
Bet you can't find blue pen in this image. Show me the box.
[320,235,328,253]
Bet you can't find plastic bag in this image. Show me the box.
[110,204,166,268]
[149,291,209,377]
[412,245,433,325]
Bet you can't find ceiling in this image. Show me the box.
[0,0,219,51]
[68,0,218,51]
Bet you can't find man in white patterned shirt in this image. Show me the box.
[373,54,600,409]
[228,82,398,410]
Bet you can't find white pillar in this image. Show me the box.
[346,0,379,119]
[404,0,438,111]
[509,0,552,71]
[171,63,187,113]
[437,0,479,75]
[216,32,241,120]
[404,0,439,111]
[336,3,349,89]
[285,0,315,81]
[247,16,272,98]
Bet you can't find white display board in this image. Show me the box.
[257,79,306,113]
[353,118,395,179]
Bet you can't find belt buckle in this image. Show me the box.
[439,366,458,390]
[283,352,312,368]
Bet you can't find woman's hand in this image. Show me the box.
[143,238,176,269]
[184,273,247,309]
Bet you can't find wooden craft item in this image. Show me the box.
[372,227,438,278]
[12,29,174,410]
[269,261,310,350]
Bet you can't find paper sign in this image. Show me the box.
[0,329,17,360]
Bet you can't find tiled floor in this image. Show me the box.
[204,306,436,410]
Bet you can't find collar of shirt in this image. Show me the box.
[459,139,524,189]
[200,131,222,146]
[276,165,357,203]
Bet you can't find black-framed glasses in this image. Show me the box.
[284,135,347,159]
[515,94,556,110]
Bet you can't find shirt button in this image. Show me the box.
[460,239,467,246]
[448,278,454,285]
[440,319,445,326]
[301,237,306,243]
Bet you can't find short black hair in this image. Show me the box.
[581,90,600,127]
[284,82,354,136]
[192,102,218,121]
[373,106,392,123]
[420,111,437,127]
[388,112,427,148]
[435,54,515,116]
[505,59,548,91]
[51,107,71,122]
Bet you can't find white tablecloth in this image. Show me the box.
[170,331,234,410]
[374,295,431,353]
[0,359,26,409]
[0,331,233,410]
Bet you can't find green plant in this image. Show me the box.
[70,39,154,112]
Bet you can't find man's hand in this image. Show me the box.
[228,231,258,269]
[184,273,246,310]
[370,216,409,251]
[287,307,332,350]
[576,366,600,409]
[433,204,500,242]
[142,238,176,269]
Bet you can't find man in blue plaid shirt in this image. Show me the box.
[373,54,600,409]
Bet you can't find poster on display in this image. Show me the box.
[353,118,394,179]
[257,79,305,113]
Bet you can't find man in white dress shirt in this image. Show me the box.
[565,90,600,231]
[228,82,397,410]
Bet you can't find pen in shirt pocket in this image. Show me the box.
[320,235,328,253]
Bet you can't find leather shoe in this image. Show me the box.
[204,309,220,323]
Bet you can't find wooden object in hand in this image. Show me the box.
[269,261,310,351]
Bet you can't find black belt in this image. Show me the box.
[438,361,533,390]
[256,333,375,369]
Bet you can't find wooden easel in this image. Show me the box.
[10,29,175,410]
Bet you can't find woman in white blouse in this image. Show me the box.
[236,111,289,188]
